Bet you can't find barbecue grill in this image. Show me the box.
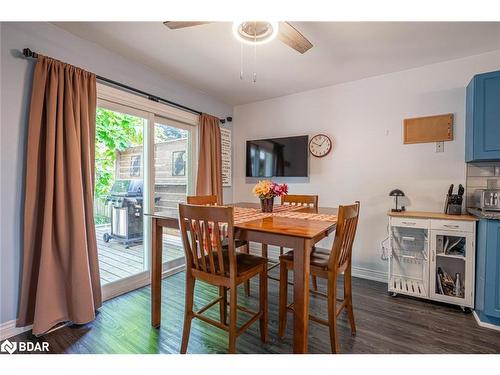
[102,179,152,247]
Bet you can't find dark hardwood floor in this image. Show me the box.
[10,269,500,354]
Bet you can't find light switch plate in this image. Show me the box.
[436,141,444,152]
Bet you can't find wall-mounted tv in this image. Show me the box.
[246,135,309,177]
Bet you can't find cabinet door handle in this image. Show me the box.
[443,224,460,229]
[402,221,416,226]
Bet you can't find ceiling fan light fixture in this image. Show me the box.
[232,21,279,45]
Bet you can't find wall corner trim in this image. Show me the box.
[0,320,32,341]
[472,310,500,332]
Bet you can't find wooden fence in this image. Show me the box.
[94,198,110,219]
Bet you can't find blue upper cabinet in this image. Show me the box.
[466,70,500,162]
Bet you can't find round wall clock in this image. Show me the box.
[309,134,333,157]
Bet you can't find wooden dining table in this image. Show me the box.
[146,202,337,354]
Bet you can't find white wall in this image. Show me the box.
[0,22,233,325]
[233,50,500,280]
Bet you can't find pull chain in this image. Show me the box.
[240,43,244,80]
[253,22,257,83]
[253,44,257,83]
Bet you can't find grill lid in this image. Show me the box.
[110,179,143,197]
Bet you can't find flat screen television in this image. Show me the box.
[246,135,309,177]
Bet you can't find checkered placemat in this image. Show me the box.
[233,205,337,224]
[273,211,337,222]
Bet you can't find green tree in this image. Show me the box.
[95,108,144,199]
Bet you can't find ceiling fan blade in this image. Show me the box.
[278,22,313,54]
[163,21,212,29]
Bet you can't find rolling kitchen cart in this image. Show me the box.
[387,211,478,310]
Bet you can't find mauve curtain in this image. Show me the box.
[17,55,102,335]
[196,113,223,204]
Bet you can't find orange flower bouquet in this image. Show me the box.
[252,180,288,212]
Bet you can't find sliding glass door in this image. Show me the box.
[152,117,195,270]
[93,103,149,288]
[94,88,197,299]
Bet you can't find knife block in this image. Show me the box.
[444,195,462,215]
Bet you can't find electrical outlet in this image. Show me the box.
[436,141,444,153]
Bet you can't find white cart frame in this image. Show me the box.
[389,215,476,309]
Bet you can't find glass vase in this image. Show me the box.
[260,197,274,213]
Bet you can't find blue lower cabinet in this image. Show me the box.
[475,219,500,326]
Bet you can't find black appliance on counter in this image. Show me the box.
[103,179,148,247]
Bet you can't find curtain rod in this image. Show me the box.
[21,48,230,124]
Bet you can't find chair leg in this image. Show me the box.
[261,243,268,258]
[241,244,251,297]
[228,283,238,353]
[219,286,227,325]
[279,246,284,255]
[180,273,195,354]
[259,268,268,343]
[327,273,340,354]
[312,276,318,291]
[311,246,318,291]
[278,261,288,339]
[344,267,356,335]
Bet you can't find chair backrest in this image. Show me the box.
[178,203,236,278]
[329,201,360,272]
[281,194,319,210]
[187,195,218,206]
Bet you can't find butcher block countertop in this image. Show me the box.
[387,210,478,221]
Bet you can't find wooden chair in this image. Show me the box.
[281,195,319,209]
[186,195,219,206]
[178,203,268,353]
[278,201,360,353]
[187,195,251,296]
[267,195,320,289]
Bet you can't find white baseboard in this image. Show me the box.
[249,243,388,284]
[0,320,32,341]
[473,310,500,332]
[352,266,388,283]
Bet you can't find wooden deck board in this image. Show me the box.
[95,225,185,285]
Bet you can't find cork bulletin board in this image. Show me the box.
[403,113,453,144]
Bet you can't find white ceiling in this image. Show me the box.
[54,22,500,106]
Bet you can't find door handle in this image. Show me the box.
[443,224,459,229]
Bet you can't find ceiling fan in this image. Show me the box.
[163,21,313,54]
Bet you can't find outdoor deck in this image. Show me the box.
[96,224,185,285]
